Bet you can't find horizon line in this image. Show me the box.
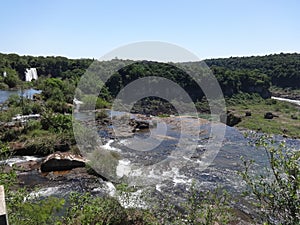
[1,51,299,62]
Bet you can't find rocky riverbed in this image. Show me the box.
[1,111,300,223]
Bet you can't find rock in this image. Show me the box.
[134,120,150,130]
[220,111,242,127]
[245,111,251,117]
[9,140,70,156]
[291,114,298,120]
[40,152,87,172]
[43,167,100,181]
[246,86,271,99]
[264,112,274,119]
[15,160,40,172]
[33,93,42,101]
[129,119,150,132]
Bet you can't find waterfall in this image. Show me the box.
[3,71,7,77]
[25,68,38,82]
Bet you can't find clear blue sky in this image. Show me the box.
[0,0,299,60]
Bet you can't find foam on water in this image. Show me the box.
[116,159,131,178]
[28,186,61,199]
[105,181,116,196]
[101,140,121,152]
[118,189,147,209]
[0,156,43,167]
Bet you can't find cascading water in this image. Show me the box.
[25,68,38,82]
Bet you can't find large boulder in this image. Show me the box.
[220,110,242,127]
[40,152,87,172]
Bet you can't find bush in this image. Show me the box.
[226,93,263,106]
[3,68,20,88]
[7,94,21,107]
[0,106,22,122]
[61,193,127,225]
[96,109,108,119]
[265,98,277,105]
[8,195,65,225]
[0,143,64,225]
[147,183,232,225]
[240,134,300,224]
[41,113,72,133]
[96,97,110,109]
[45,100,71,113]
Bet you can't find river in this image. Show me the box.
[4,112,299,220]
[271,96,300,106]
[1,94,299,221]
[0,89,41,105]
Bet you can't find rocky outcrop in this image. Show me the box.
[9,140,70,157]
[32,93,42,101]
[246,86,271,99]
[129,119,150,132]
[220,110,242,127]
[272,92,300,101]
[40,152,86,172]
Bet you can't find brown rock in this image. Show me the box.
[40,152,87,172]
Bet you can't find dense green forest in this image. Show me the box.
[0,52,299,100]
[205,53,300,88]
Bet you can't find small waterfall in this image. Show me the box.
[3,71,7,77]
[25,68,38,82]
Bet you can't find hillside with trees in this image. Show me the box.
[205,53,300,89]
[0,52,299,92]
[1,52,299,117]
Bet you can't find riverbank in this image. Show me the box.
[270,86,300,100]
[0,112,282,224]
[227,97,300,139]
[1,104,299,224]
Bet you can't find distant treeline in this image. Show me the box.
[0,52,299,98]
[205,53,300,89]
[0,53,93,79]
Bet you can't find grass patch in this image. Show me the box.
[229,99,300,138]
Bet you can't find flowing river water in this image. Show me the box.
[1,91,299,220]
[2,111,299,219]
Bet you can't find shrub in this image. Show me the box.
[45,100,71,113]
[0,143,65,225]
[96,97,110,109]
[7,94,21,107]
[0,106,22,122]
[61,193,127,225]
[8,195,65,225]
[240,134,300,224]
[148,184,232,225]
[96,109,108,119]
[41,113,72,133]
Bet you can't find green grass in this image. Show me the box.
[228,99,300,138]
